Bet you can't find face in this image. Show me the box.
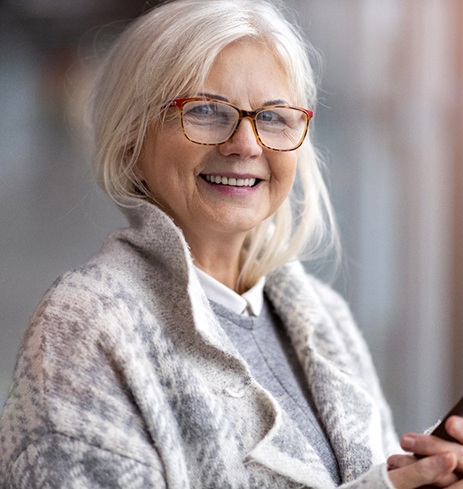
[138,42,298,251]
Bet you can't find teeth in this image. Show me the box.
[205,175,256,187]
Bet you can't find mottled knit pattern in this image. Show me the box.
[0,199,398,488]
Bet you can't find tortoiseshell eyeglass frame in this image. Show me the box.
[169,97,313,152]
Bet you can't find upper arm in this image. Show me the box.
[5,433,166,489]
[0,270,169,488]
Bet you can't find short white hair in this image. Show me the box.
[90,0,340,288]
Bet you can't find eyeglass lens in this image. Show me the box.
[181,100,308,150]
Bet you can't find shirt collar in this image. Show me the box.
[193,266,265,316]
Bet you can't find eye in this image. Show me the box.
[257,110,286,124]
[184,102,217,116]
[257,109,288,130]
[183,101,236,127]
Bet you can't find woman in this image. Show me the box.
[1,0,462,487]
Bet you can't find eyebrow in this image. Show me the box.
[199,92,290,107]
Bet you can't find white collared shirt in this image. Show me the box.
[193,266,265,316]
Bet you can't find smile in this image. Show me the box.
[204,175,257,187]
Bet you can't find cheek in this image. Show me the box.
[274,154,298,189]
[268,155,297,215]
[287,157,298,183]
[139,136,184,185]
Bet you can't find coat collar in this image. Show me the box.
[263,262,387,484]
[114,199,386,488]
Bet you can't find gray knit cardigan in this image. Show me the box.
[0,199,399,488]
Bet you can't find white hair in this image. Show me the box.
[90,0,340,289]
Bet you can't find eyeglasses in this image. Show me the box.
[170,97,313,152]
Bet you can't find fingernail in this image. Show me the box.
[401,435,415,449]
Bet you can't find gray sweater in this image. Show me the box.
[210,298,341,485]
[0,198,399,488]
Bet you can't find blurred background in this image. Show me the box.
[1,0,462,437]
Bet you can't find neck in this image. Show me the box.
[186,232,246,293]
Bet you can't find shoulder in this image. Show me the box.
[287,263,366,343]
[268,261,373,370]
[22,260,150,376]
[19,258,163,391]
[35,236,164,321]
[0,261,167,478]
[267,260,352,322]
[304,273,355,326]
[31,263,140,338]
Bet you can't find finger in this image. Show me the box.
[432,480,463,489]
[401,433,434,455]
[420,455,459,487]
[388,452,457,489]
[444,417,463,473]
[445,416,463,445]
[402,430,463,473]
[434,471,460,487]
[388,454,417,470]
[447,480,463,488]
[387,454,459,485]
[402,433,459,457]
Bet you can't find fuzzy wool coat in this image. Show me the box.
[0,199,399,488]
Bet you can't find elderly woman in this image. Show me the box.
[1,0,463,488]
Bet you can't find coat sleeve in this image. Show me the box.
[3,433,166,489]
[0,270,169,489]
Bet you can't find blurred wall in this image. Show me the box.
[0,0,146,404]
[298,0,462,435]
[1,0,462,437]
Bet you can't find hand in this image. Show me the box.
[387,452,459,488]
[387,416,463,488]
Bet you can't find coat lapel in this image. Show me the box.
[247,401,337,488]
[187,263,339,488]
[265,262,386,483]
[119,200,389,487]
[189,259,383,487]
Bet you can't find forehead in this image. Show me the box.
[203,41,293,105]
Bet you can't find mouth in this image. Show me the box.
[202,174,260,187]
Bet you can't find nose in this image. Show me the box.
[218,118,263,158]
